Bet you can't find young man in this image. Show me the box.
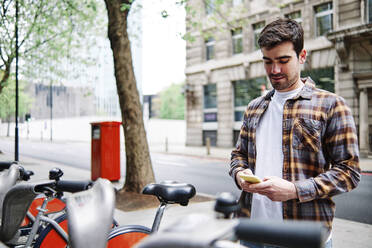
[230,19,360,248]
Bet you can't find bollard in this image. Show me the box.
[206,137,211,155]
[165,137,168,153]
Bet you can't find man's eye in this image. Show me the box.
[264,61,272,65]
[279,60,289,64]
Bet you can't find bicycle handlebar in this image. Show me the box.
[0,161,17,171]
[34,180,93,194]
[236,219,326,248]
[0,161,34,181]
[18,166,34,181]
[136,215,327,248]
[55,180,93,193]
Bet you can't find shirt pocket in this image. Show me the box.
[292,118,322,152]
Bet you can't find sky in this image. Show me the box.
[141,0,186,95]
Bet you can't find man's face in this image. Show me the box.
[261,41,306,92]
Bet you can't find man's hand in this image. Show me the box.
[236,169,255,190]
[239,175,298,202]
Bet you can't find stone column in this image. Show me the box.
[359,87,369,157]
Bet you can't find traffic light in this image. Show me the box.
[25,113,31,121]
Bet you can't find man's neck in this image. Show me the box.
[277,77,304,92]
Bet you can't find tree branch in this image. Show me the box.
[22,30,70,55]
[17,1,45,50]
[0,46,7,65]
[0,1,14,47]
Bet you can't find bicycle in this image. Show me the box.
[1,160,197,248]
[0,169,92,247]
[64,180,196,248]
[0,161,34,215]
[66,178,115,248]
[136,192,327,248]
[106,181,196,248]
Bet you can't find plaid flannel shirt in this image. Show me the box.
[230,77,361,233]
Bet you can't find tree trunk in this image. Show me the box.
[104,0,155,193]
[0,62,11,94]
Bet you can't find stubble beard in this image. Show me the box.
[270,72,299,92]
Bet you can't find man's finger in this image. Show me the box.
[248,180,272,190]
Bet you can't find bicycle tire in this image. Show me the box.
[33,214,68,248]
[107,225,151,248]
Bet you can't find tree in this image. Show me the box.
[0,0,99,94]
[104,0,155,193]
[159,82,185,120]
[0,75,32,136]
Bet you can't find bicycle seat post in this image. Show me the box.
[151,202,167,233]
[142,182,196,233]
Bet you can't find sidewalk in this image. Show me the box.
[0,151,371,248]
[150,143,372,172]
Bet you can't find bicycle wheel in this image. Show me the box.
[34,214,68,248]
[107,225,151,248]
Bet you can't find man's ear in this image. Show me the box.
[299,49,307,64]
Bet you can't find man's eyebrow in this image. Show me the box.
[263,55,291,60]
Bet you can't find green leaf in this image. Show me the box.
[120,3,131,11]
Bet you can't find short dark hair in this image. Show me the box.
[258,18,304,57]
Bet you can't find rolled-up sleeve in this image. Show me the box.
[230,111,250,188]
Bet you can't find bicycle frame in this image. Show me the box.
[23,196,68,247]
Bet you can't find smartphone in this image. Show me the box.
[239,174,262,184]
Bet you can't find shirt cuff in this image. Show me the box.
[232,167,245,190]
[294,178,317,203]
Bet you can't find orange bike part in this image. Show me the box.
[21,197,66,227]
[34,214,68,248]
[107,232,149,248]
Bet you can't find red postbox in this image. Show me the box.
[90,121,121,181]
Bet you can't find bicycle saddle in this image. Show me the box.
[142,181,196,206]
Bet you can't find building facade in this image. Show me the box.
[26,83,95,120]
[185,0,372,157]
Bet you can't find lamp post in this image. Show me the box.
[50,81,53,142]
[15,0,19,162]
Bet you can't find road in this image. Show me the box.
[0,138,371,224]
[0,138,241,197]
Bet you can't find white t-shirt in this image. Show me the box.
[251,85,303,220]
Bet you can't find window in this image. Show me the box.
[205,37,215,61]
[252,21,265,50]
[314,2,333,36]
[204,84,217,122]
[368,0,372,23]
[205,0,216,15]
[301,67,334,92]
[233,77,266,121]
[285,11,302,24]
[231,28,243,54]
[233,0,243,6]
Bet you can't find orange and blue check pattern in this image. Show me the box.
[230,77,361,233]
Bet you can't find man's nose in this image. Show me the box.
[271,63,281,74]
